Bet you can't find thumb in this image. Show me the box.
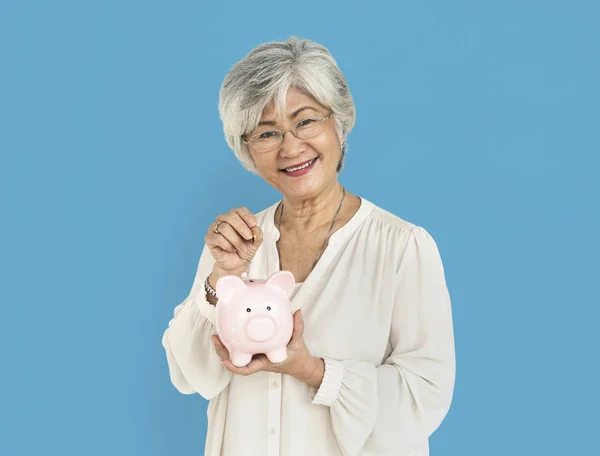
[291,309,304,340]
[250,225,264,247]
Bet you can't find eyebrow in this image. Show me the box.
[257,106,318,127]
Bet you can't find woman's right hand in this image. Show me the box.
[205,206,264,277]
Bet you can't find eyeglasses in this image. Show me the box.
[242,112,333,153]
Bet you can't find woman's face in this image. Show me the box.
[246,87,342,200]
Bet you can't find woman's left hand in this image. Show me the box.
[211,309,324,386]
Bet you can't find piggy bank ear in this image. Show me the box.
[265,270,296,298]
[215,275,247,302]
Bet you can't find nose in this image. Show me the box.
[279,130,306,157]
[246,317,276,342]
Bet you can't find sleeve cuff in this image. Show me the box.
[193,290,216,325]
[310,358,344,406]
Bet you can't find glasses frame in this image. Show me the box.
[242,112,334,153]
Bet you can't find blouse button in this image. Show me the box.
[271,381,279,389]
[269,427,277,435]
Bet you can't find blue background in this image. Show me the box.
[4,1,599,455]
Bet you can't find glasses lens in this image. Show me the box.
[251,131,282,153]
[247,116,329,153]
[296,117,326,140]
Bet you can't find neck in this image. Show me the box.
[279,182,345,235]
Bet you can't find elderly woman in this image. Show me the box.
[162,37,455,456]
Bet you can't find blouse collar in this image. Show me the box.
[264,195,373,246]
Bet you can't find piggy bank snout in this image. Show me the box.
[246,317,276,342]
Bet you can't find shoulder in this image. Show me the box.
[361,197,421,235]
[360,200,446,278]
[360,198,439,248]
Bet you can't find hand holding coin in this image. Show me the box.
[205,207,264,277]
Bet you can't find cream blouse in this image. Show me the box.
[162,196,456,456]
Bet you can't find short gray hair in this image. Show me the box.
[218,36,356,175]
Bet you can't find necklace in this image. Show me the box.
[276,186,346,274]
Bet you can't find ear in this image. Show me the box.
[215,275,247,302]
[265,270,295,299]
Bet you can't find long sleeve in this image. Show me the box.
[310,226,456,456]
[161,243,233,399]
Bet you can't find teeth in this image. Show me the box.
[285,158,314,173]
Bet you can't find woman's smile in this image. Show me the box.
[279,157,319,177]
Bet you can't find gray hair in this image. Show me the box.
[218,36,356,175]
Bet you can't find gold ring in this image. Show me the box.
[213,221,223,234]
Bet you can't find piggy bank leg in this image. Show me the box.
[266,348,288,364]
[229,352,252,367]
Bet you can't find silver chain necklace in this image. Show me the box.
[276,186,346,273]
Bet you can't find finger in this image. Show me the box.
[212,221,253,259]
[244,355,271,373]
[211,335,230,361]
[206,230,237,253]
[205,221,234,251]
[211,335,226,360]
[250,224,264,246]
[222,356,268,376]
[219,211,254,241]
[233,207,258,230]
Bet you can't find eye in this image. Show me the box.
[297,118,317,127]
[267,306,271,311]
[246,308,251,312]
[258,130,278,140]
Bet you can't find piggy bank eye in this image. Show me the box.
[246,308,251,312]
[266,306,271,311]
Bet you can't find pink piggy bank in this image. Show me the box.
[214,270,295,367]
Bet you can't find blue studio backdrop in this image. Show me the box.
[4,1,599,455]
